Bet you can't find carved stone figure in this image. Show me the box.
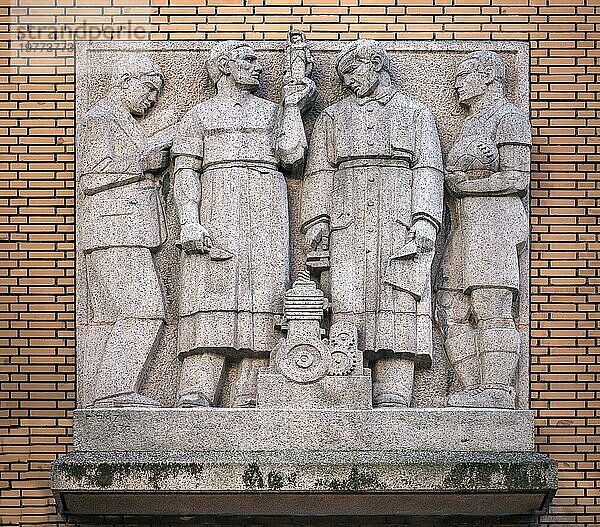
[77,54,171,407]
[172,41,315,408]
[436,51,531,409]
[284,30,314,85]
[300,40,444,408]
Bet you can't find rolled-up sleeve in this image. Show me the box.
[411,108,444,228]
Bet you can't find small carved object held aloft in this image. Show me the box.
[285,30,314,85]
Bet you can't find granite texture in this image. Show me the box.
[75,40,531,410]
[300,40,444,408]
[76,54,170,409]
[60,39,551,525]
[256,372,373,409]
[72,408,535,453]
[435,50,531,410]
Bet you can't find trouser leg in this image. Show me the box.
[94,319,164,404]
[87,247,165,407]
[466,287,518,408]
[373,290,417,407]
[473,287,519,387]
[373,357,415,408]
[233,357,269,408]
[178,352,226,407]
[436,290,481,398]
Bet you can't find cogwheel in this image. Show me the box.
[275,340,331,384]
[329,347,358,376]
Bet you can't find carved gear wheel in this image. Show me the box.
[275,340,332,384]
[329,346,358,376]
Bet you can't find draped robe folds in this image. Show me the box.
[172,96,290,358]
[300,91,444,368]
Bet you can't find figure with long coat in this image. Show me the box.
[172,41,314,407]
[301,40,444,407]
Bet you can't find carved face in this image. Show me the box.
[339,55,380,98]
[454,58,487,106]
[229,46,262,91]
[121,74,163,117]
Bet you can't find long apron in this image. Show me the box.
[178,162,289,358]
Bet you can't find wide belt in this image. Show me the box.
[338,158,411,170]
[203,160,279,173]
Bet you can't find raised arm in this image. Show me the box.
[276,78,315,173]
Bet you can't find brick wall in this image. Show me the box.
[1,1,598,525]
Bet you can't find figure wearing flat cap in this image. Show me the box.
[300,40,444,407]
[436,51,531,409]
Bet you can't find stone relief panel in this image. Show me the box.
[75,40,530,410]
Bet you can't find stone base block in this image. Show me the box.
[72,408,535,452]
[256,372,372,409]
[52,450,557,523]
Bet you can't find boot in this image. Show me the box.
[444,329,480,398]
[445,329,483,407]
[373,357,414,408]
[477,327,519,409]
[177,352,226,407]
[447,386,515,409]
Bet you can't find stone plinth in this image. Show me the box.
[53,409,557,524]
[72,408,535,452]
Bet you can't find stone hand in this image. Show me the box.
[445,168,468,182]
[445,169,468,194]
[410,219,436,253]
[305,221,330,252]
[141,146,171,176]
[283,77,316,111]
[179,223,212,255]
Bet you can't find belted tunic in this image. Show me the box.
[439,99,531,295]
[172,95,289,357]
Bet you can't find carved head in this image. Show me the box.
[289,30,305,45]
[206,41,262,92]
[110,54,164,117]
[336,40,390,98]
[454,51,506,106]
